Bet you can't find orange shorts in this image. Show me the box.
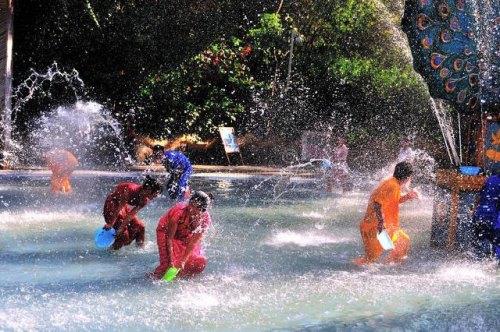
[51,174,73,193]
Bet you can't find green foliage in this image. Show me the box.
[15,0,439,163]
[137,39,260,137]
[333,0,377,34]
[248,13,284,39]
[136,12,291,138]
[246,13,289,80]
[329,57,421,94]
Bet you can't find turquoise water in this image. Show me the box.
[0,171,498,331]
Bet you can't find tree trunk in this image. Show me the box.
[0,0,13,167]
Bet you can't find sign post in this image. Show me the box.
[218,127,243,165]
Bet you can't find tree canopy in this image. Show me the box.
[13,0,443,165]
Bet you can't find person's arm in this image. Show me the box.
[399,190,418,203]
[165,216,179,268]
[103,196,121,230]
[373,201,385,233]
[103,214,117,230]
[123,204,144,221]
[114,199,148,235]
[178,233,203,269]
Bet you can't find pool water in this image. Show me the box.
[0,171,498,331]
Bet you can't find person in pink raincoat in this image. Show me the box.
[152,191,212,279]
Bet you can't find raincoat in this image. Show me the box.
[45,149,78,194]
[357,177,410,263]
[153,202,211,278]
[103,182,149,250]
[163,151,193,200]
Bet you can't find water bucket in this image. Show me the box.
[95,227,116,249]
[163,267,180,282]
[377,230,395,250]
[459,166,481,176]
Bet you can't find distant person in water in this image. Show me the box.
[45,149,79,194]
[102,175,162,250]
[152,191,212,279]
[354,162,419,265]
[152,145,193,200]
[326,137,351,192]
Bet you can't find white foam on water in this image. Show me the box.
[314,223,325,230]
[334,192,370,208]
[175,291,220,309]
[264,230,352,247]
[140,240,158,253]
[0,309,38,330]
[0,210,86,227]
[301,211,325,219]
[435,262,497,284]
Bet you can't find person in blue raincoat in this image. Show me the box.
[473,174,499,260]
[153,145,193,200]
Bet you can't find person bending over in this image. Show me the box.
[354,161,419,265]
[152,191,212,279]
[102,175,162,250]
[152,145,193,201]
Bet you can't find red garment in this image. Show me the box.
[103,182,149,249]
[153,203,211,278]
[103,182,148,226]
[110,207,145,250]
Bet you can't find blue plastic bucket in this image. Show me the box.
[95,227,116,249]
[459,166,481,176]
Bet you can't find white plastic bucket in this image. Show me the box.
[377,230,395,250]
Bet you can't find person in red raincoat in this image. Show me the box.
[103,176,162,250]
[45,149,79,194]
[152,191,212,279]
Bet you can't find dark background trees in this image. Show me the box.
[13,0,445,166]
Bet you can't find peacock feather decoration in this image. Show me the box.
[402,0,499,113]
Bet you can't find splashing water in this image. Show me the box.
[2,63,131,167]
[0,173,498,330]
[12,62,85,123]
[265,230,352,247]
[429,98,460,166]
[29,101,132,167]
[2,63,83,166]
[375,146,437,185]
[469,0,499,107]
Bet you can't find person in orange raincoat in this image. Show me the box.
[354,161,419,265]
[45,149,79,194]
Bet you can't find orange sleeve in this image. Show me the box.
[372,180,397,207]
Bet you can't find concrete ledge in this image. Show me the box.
[0,164,317,178]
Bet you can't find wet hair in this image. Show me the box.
[189,191,212,212]
[142,175,163,194]
[393,161,413,181]
[152,145,164,154]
